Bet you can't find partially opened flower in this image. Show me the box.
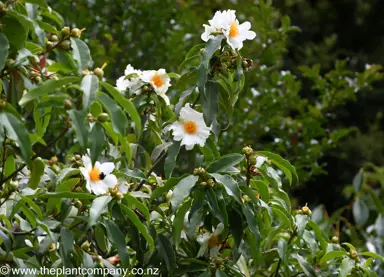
[141,69,171,105]
[168,104,211,150]
[79,155,117,195]
[197,223,224,258]
[116,64,144,94]
[201,9,256,50]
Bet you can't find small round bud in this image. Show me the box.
[81,241,91,251]
[87,113,96,123]
[208,262,216,269]
[93,67,104,79]
[19,66,28,76]
[50,74,59,80]
[34,76,42,83]
[75,154,82,161]
[74,187,83,193]
[48,243,56,251]
[0,100,6,110]
[242,195,250,203]
[200,48,205,56]
[28,55,40,66]
[64,99,72,110]
[166,190,173,201]
[249,155,257,165]
[48,159,54,166]
[142,85,150,92]
[10,180,19,191]
[50,34,59,42]
[207,179,215,187]
[200,181,207,187]
[74,200,83,209]
[296,209,303,214]
[97,112,109,123]
[51,156,58,164]
[5,59,15,68]
[302,205,312,216]
[71,28,81,38]
[60,40,72,50]
[242,60,249,68]
[61,26,70,37]
[46,41,54,50]
[242,146,253,156]
[115,192,124,200]
[193,167,206,176]
[350,249,358,259]
[81,69,90,76]
[331,236,339,243]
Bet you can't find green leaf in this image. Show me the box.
[68,109,89,150]
[353,198,369,225]
[88,196,112,228]
[120,204,155,252]
[206,153,244,173]
[0,112,32,166]
[197,36,223,95]
[368,189,384,215]
[293,254,317,277]
[25,41,43,54]
[24,0,48,8]
[2,15,28,50]
[59,228,74,268]
[307,220,328,250]
[173,198,192,247]
[201,81,218,126]
[255,151,299,185]
[19,76,79,106]
[243,204,261,243]
[97,91,128,135]
[210,173,241,202]
[47,62,74,74]
[164,141,181,179]
[320,250,347,265]
[150,177,182,201]
[0,33,9,71]
[89,123,105,166]
[36,20,58,33]
[123,193,150,219]
[71,38,93,74]
[104,219,130,268]
[156,234,176,274]
[29,157,45,189]
[171,175,199,212]
[102,82,142,138]
[206,188,227,224]
[95,224,108,252]
[81,75,99,111]
[295,214,309,238]
[359,252,384,263]
[338,257,355,277]
[353,170,364,193]
[38,192,96,199]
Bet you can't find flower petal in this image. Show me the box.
[100,162,115,174]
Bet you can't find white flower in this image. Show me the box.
[201,10,256,50]
[168,104,211,150]
[79,155,117,195]
[116,64,144,94]
[255,156,268,168]
[197,223,224,258]
[141,69,171,105]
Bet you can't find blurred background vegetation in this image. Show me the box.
[47,0,384,214]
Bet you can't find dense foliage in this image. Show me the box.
[0,0,383,276]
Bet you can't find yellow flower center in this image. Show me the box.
[208,234,219,248]
[151,74,164,87]
[229,22,239,38]
[89,167,101,182]
[184,121,197,134]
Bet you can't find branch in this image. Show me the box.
[134,151,167,191]
[0,132,7,186]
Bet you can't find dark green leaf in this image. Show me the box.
[59,228,74,268]
[201,81,218,126]
[173,198,192,247]
[353,170,364,193]
[68,109,89,150]
[81,74,99,111]
[210,173,241,202]
[151,177,182,201]
[89,123,105,166]
[320,250,346,265]
[156,234,176,274]
[293,254,317,277]
[19,76,79,106]
[0,112,32,166]
[0,33,9,71]
[88,196,112,227]
[29,157,45,189]
[71,38,93,74]
[164,141,181,179]
[206,153,244,173]
[104,219,130,268]
[338,257,355,277]
[38,192,96,199]
[171,175,198,212]
[2,15,28,50]
[25,0,48,8]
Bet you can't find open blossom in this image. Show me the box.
[79,155,117,195]
[141,69,171,105]
[168,104,211,150]
[201,9,256,50]
[116,64,144,94]
[197,223,224,258]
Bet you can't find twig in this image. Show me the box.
[134,151,167,191]
[191,93,200,108]
[12,228,37,236]
[219,232,230,252]
[0,132,7,186]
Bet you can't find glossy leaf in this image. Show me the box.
[206,153,244,173]
[29,158,45,189]
[0,33,9,71]
[81,74,99,111]
[171,175,198,212]
[89,123,105,166]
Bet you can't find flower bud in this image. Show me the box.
[46,41,54,50]
[75,154,82,161]
[28,55,40,66]
[249,154,257,164]
[249,166,261,176]
[81,69,90,76]
[10,180,19,191]
[48,243,56,251]
[64,99,72,110]
[87,113,96,122]
[61,26,70,37]
[0,100,6,110]
[296,209,303,214]
[71,28,81,38]
[207,179,215,187]
[242,60,249,68]
[142,85,150,92]
[242,146,253,156]
[331,236,339,243]
[74,200,83,209]
[302,205,312,216]
[81,241,91,251]
[5,59,15,68]
[200,48,205,56]
[50,34,59,42]
[97,112,109,123]
[193,167,206,176]
[166,190,173,201]
[60,40,72,50]
[51,156,58,164]
[242,195,250,203]
[200,181,207,187]
[34,76,42,83]
[350,249,358,259]
[115,192,124,200]
[93,67,104,79]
